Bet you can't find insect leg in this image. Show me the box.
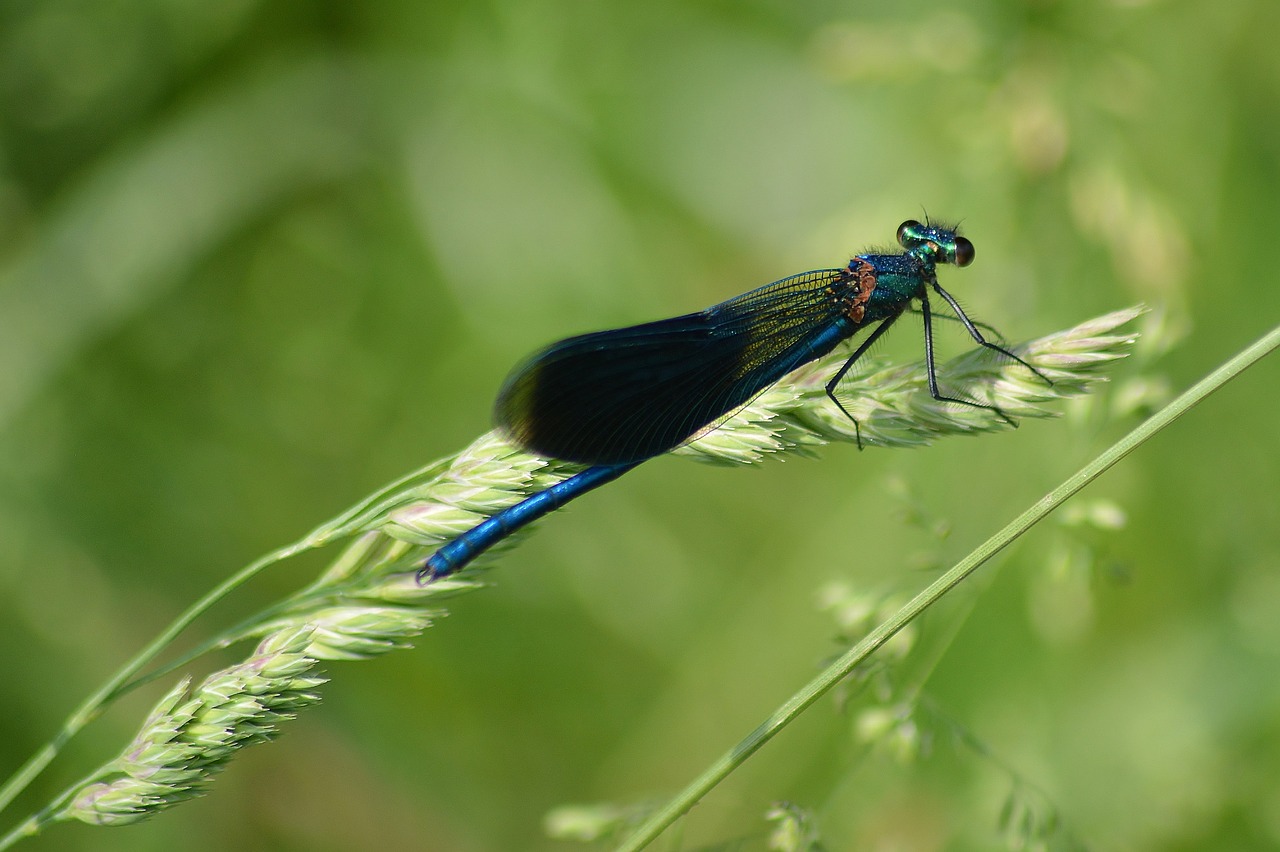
[930,283,1053,386]
[920,290,1018,428]
[825,316,900,449]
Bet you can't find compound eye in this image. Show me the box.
[896,219,923,247]
[953,236,975,267]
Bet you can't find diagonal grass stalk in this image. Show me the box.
[613,321,1280,852]
[0,308,1145,847]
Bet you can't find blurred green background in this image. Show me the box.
[2,1,1279,850]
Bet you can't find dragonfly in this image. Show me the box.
[418,219,1044,581]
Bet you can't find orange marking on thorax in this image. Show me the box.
[843,258,877,324]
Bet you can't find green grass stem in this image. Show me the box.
[613,322,1280,852]
[0,309,1147,847]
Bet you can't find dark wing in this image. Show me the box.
[494,269,852,464]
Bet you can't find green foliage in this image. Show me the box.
[2,1,1279,850]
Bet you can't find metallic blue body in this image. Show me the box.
[419,319,858,580]
[417,220,1038,582]
[421,462,637,579]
